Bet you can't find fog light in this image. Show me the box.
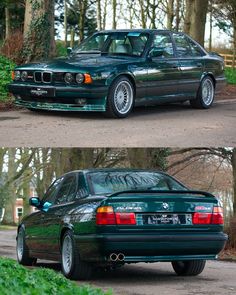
[64,73,73,83]
[75,98,86,105]
[21,71,28,81]
[16,95,21,99]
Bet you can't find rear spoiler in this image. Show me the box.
[108,190,215,198]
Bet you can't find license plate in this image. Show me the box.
[143,214,180,225]
[29,87,55,97]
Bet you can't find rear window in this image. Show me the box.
[87,171,186,195]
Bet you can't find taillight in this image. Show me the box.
[211,206,224,224]
[116,213,136,225]
[96,206,136,225]
[96,206,116,225]
[193,212,211,224]
[193,206,224,225]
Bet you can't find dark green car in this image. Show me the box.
[9,29,226,118]
[16,169,227,280]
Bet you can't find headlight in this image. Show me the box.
[21,71,28,81]
[76,73,84,84]
[64,73,73,83]
[14,71,21,81]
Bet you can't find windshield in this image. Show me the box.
[87,171,186,195]
[74,32,150,57]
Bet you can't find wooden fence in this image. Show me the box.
[220,54,235,68]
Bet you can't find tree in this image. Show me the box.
[22,0,56,62]
[184,0,208,46]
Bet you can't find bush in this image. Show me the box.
[56,40,68,57]
[0,55,15,102]
[225,68,236,85]
[0,258,112,295]
[0,31,23,64]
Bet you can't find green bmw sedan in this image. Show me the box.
[9,29,226,118]
[16,169,227,280]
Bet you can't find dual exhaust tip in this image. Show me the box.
[109,253,125,262]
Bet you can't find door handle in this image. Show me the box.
[197,63,202,67]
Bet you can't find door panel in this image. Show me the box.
[145,33,182,102]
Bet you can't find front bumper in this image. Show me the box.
[75,232,228,263]
[8,83,108,112]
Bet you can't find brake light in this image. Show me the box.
[193,206,224,225]
[211,206,224,224]
[116,213,136,225]
[96,206,116,225]
[193,212,211,224]
[96,206,136,225]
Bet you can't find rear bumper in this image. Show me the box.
[215,77,227,92]
[8,83,108,112]
[75,232,228,263]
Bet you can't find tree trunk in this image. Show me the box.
[64,0,68,46]
[78,0,87,42]
[102,0,108,30]
[5,7,10,39]
[184,0,194,34]
[70,28,75,48]
[232,148,236,217]
[189,0,208,46]
[97,0,102,30]
[208,0,213,51]
[22,0,56,62]
[3,149,16,224]
[175,0,181,31]
[167,0,174,30]
[112,0,117,29]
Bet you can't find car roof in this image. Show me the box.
[96,29,174,34]
[63,168,168,176]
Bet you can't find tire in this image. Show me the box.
[61,230,92,280]
[190,76,215,109]
[105,76,135,118]
[171,260,206,276]
[16,227,37,266]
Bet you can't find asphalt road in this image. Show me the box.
[0,100,235,147]
[0,229,236,295]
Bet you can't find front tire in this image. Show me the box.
[105,76,134,118]
[171,260,206,276]
[17,227,37,266]
[61,230,92,280]
[190,76,215,109]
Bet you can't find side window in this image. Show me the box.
[173,33,193,57]
[55,174,77,205]
[76,173,89,199]
[152,34,174,58]
[188,38,205,57]
[42,177,63,204]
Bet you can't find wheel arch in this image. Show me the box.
[108,72,136,95]
[60,225,73,250]
[201,72,216,88]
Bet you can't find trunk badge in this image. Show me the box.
[162,202,169,210]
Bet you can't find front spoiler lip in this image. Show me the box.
[15,99,106,112]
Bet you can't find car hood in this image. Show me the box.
[16,55,137,72]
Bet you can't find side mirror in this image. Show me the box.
[29,197,52,212]
[67,47,72,55]
[29,197,41,207]
[149,47,164,58]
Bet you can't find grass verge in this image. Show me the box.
[0,257,112,295]
[0,225,17,230]
[225,68,236,84]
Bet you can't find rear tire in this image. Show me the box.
[17,227,37,266]
[171,260,206,276]
[61,230,92,280]
[190,76,215,109]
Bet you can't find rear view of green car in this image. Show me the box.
[16,169,227,280]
